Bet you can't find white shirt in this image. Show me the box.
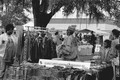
[53,35,62,45]
[0,33,17,57]
[111,39,119,57]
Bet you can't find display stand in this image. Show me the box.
[23,26,47,63]
[22,26,47,80]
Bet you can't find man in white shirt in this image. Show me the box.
[53,31,62,46]
[0,24,16,80]
[110,29,120,58]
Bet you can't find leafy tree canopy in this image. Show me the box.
[114,1,120,27]
[0,0,31,27]
[49,0,119,21]
[0,0,120,27]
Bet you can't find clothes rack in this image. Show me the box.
[23,26,50,63]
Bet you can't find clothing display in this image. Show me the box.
[20,31,57,63]
[4,62,114,80]
[16,31,24,63]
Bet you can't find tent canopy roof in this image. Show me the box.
[79,28,109,35]
[79,29,93,33]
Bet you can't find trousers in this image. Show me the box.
[0,60,11,79]
[92,44,95,54]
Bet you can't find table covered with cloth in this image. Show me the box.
[78,45,93,55]
[5,62,114,80]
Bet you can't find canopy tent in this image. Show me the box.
[79,28,109,35]
[94,30,109,35]
[79,29,94,33]
[87,28,109,35]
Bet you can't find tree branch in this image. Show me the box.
[50,3,63,16]
[39,0,49,13]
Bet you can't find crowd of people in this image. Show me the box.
[53,26,120,80]
[0,24,119,80]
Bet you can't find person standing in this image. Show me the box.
[109,29,120,80]
[79,33,82,42]
[114,44,120,80]
[90,31,96,55]
[109,29,120,58]
[99,39,112,63]
[0,24,16,80]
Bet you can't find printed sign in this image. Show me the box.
[39,59,91,70]
[95,44,101,52]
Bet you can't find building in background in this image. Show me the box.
[47,18,119,32]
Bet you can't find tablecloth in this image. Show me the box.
[78,45,93,55]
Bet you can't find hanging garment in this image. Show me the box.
[81,73,97,80]
[23,33,32,62]
[27,34,32,61]
[30,36,36,63]
[70,70,86,80]
[3,37,16,64]
[51,40,57,58]
[16,31,24,64]
[40,37,48,59]
[23,34,29,62]
[30,37,42,63]
[44,38,53,59]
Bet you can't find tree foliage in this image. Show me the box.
[49,0,119,21]
[114,1,120,27]
[0,0,31,27]
[0,0,119,27]
[31,0,119,27]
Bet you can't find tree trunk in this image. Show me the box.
[32,0,52,28]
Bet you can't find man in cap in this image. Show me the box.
[58,26,79,61]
